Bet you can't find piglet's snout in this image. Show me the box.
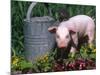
[58,41,66,48]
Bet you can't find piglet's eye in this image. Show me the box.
[66,35,69,38]
[56,35,59,38]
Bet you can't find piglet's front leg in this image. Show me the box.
[70,33,78,54]
[70,46,77,54]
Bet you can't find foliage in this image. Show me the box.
[11,45,96,74]
[11,1,96,74]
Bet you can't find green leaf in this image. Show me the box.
[89,53,96,59]
[19,61,33,70]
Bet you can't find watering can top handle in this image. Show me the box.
[26,2,37,21]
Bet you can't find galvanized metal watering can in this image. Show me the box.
[24,2,55,63]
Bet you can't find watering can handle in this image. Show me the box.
[26,2,37,21]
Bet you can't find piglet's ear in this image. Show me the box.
[68,26,77,34]
[69,29,76,34]
[48,26,57,33]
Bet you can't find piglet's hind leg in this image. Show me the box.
[87,27,95,48]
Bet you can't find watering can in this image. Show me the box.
[23,2,56,63]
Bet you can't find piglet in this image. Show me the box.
[48,15,95,53]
